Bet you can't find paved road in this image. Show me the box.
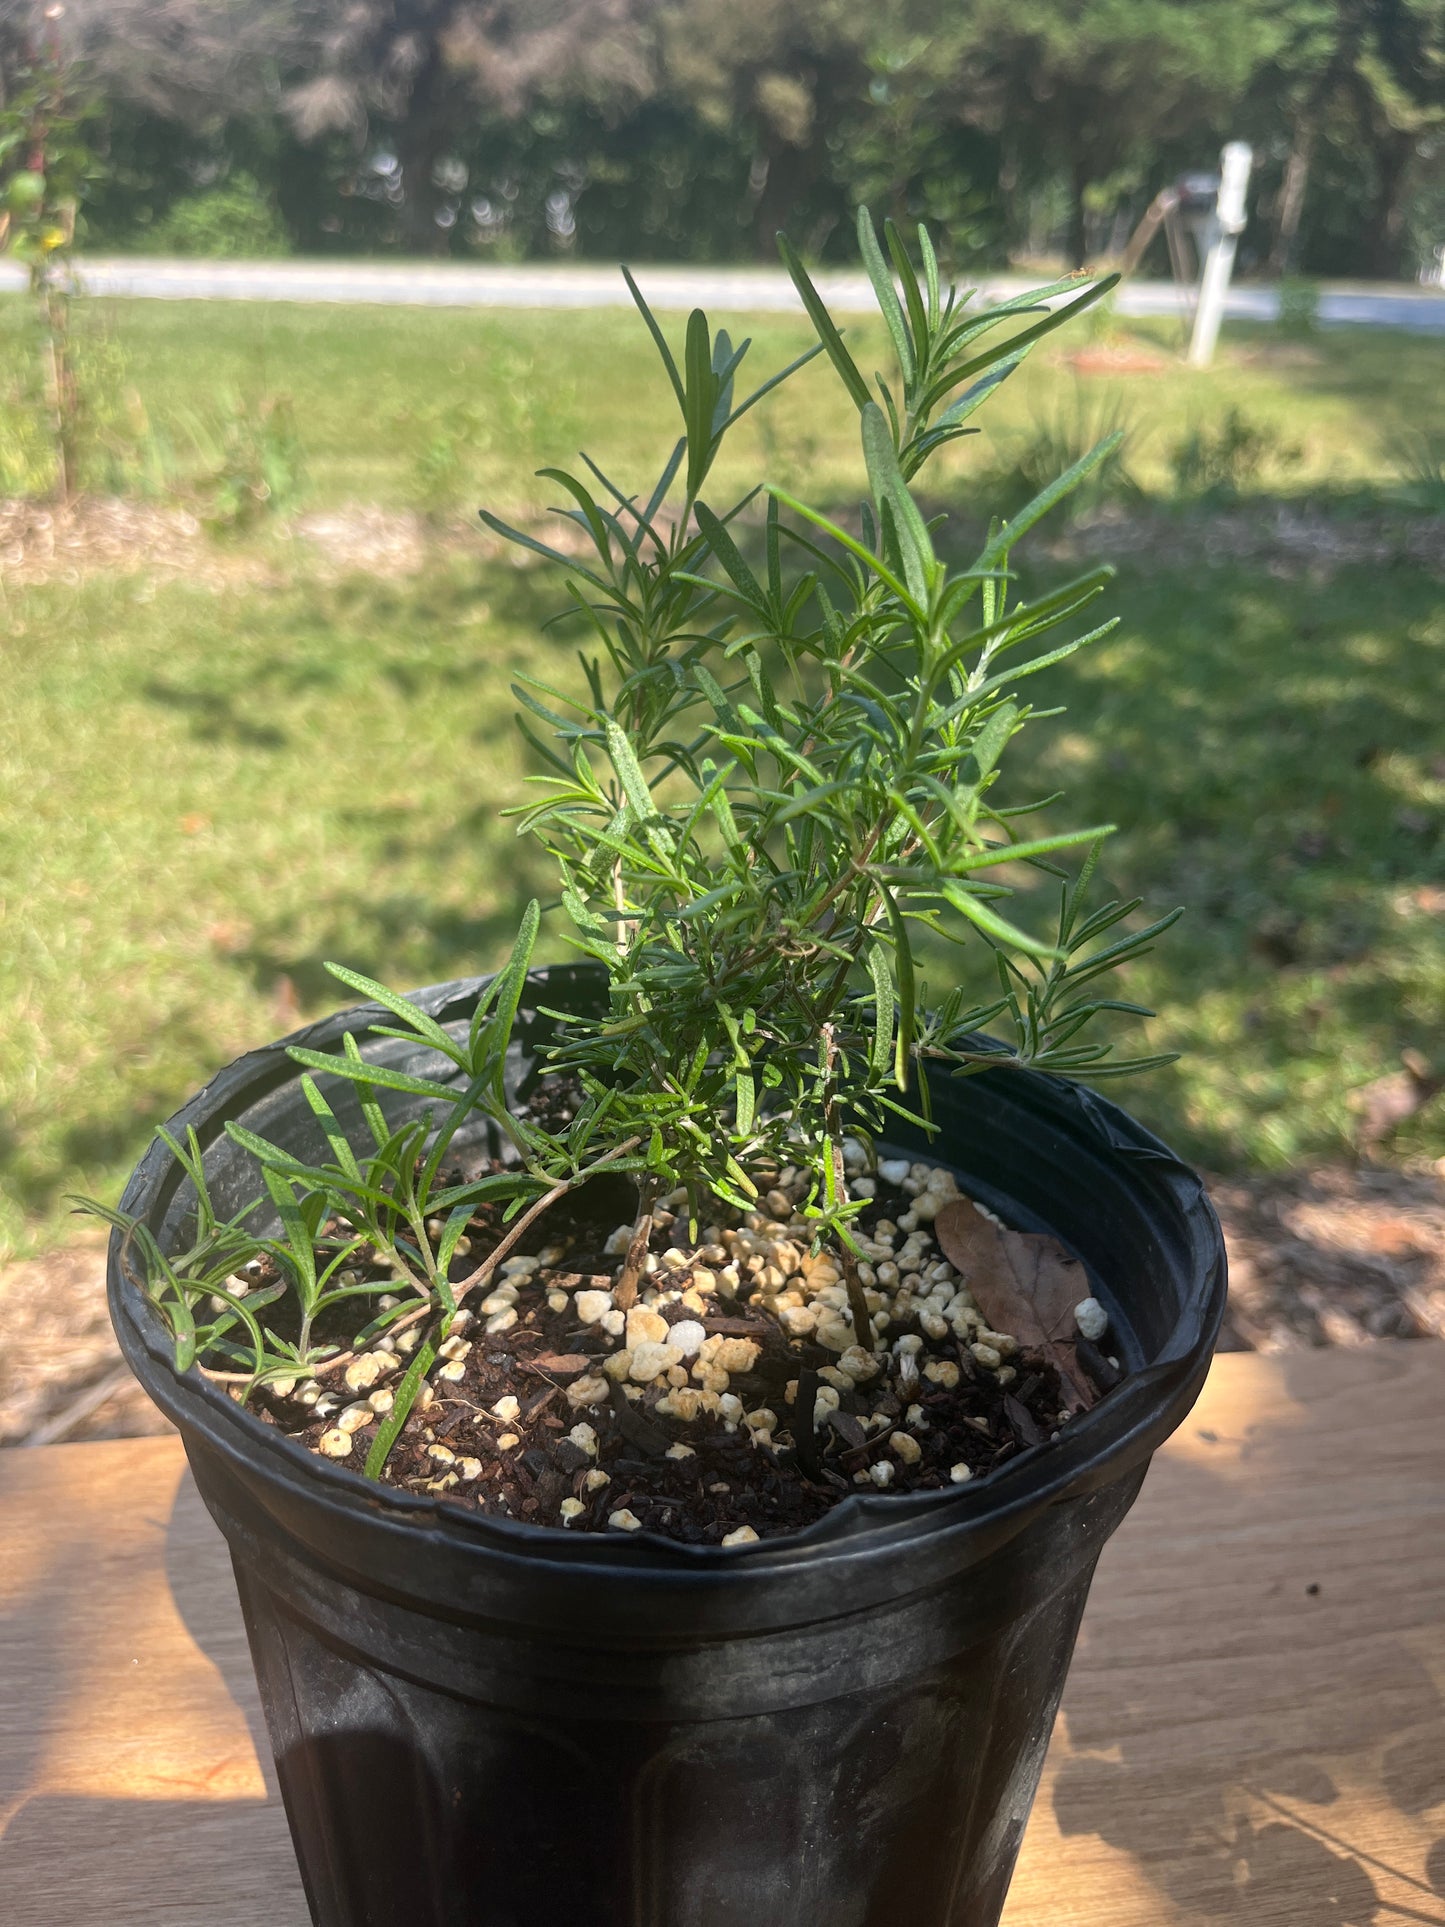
[2,255,1445,331]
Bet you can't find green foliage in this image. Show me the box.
[89,908,642,1405]
[0,19,105,498]
[0,33,102,282]
[0,312,55,492]
[82,209,1185,1427]
[147,173,290,259]
[30,0,1445,277]
[0,307,169,497]
[1389,425,1445,512]
[980,386,1140,522]
[404,344,563,523]
[410,402,488,523]
[1169,406,1299,502]
[6,303,1442,1262]
[1276,278,1320,339]
[196,392,305,531]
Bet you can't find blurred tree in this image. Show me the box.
[655,0,871,255]
[1247,0,1445,275]
[19,0,1445,275]
[957,0,1274,265]
[0,0,104,497]
[60,0,295,123]
[280,0,654,253]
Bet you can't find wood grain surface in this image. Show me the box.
[2,1343,1442,1926]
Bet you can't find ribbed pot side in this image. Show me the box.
[108,965,1226,1927]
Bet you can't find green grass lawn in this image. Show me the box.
[4,292,1443,512]
[1,292,1442,1257]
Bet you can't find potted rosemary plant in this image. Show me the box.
[94,213,1224,1927]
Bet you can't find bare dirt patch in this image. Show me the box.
[1066,346,1168,376]
[0,1235,170,1445]
[6,494,1443,593]
[0,496,565,588]
[1213,1164,1445,1351]
[1047,502,1445,578]
[0,496,231,589]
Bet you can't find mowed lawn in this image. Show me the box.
[3,291,1443,509]
[1,292,1442,1257]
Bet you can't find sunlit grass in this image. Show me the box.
[3,293,1442,514]
[1,293,1442,1256]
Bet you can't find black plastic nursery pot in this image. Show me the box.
[109,963,1226,1927]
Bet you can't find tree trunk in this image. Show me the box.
[1066,155,1088,267]
[1268,120,1314,276]
[398,144,448,255]
[752,142,814,259]
[1365,131,1414,279]
[395,36,457,258]
[997,139,1021,256]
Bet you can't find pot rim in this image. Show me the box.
[109,964,1227,1578]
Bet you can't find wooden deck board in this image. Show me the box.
[2,1342,1443,1925]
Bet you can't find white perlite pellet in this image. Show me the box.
[721,1526,759,1546]
[1074,1296,1109,1341]
[626,1306,670,1348]
[629,1340,683,1383]
[668,1319,707,1357]
[608,1509,643,1532]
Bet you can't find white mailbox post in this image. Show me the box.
[1188,141,1253,368]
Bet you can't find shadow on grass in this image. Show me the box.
[15,530,1443,1239]
[895,521,1445,1170]
[142,678,291,750]
[229,888,547,1013]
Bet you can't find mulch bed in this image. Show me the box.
[1214,1163,1445,1350]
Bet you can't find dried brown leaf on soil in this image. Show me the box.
[933,1199,1095,1412]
